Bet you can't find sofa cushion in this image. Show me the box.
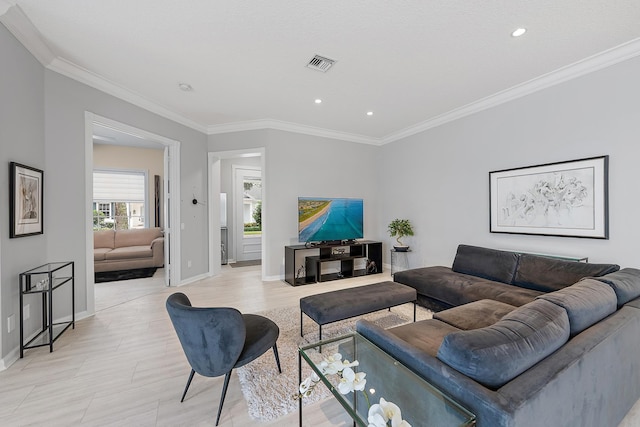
[94,230,115,249]
[387,319,461,358]
[462,280,543,307]
[394,266,493,307]
[114,227,163,248]
[434,299,517,330]
[452,245,520,284]
[512,254,620,292]
[537,279,617,337]
[94,248,111,261]
[437,299,570,389]
[595,268,640,307]
[105,246,153,260]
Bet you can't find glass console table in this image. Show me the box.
[299,333,476,426]
[19,261,75,357]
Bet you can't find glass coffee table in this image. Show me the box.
[299,332,476,426]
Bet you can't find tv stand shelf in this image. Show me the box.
[284,240,382,286]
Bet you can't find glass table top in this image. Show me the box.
[299,332,476,427]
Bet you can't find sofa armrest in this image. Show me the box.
[151,237,164,267]
[356,319,513,426]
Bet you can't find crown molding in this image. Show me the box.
[48,56,208,133]
[381,37,640,145]
[0,0,16,16]
[207,119,382,145]
[0,3,55,65]
[1,5,207,134]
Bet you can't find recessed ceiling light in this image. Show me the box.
[366,111,373,116]
[511,28,527,37]
[178,83,193,92]
[315,99,322,104]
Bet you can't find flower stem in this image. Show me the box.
[362,390,371,408]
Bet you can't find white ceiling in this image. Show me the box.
[2,0,640,144]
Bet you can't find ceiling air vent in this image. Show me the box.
[306,55,336,72]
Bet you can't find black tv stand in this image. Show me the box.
[284,240,382,286]
[320,240,343,245]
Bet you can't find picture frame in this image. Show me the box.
[9,162,44,238]
[489,156,608,239]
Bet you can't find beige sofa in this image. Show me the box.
[94,228,164,273]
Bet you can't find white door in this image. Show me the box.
[234,167,262,262]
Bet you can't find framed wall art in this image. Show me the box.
[489,156,608,239]
[9,162,44,238]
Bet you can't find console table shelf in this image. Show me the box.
[19,261,75,358]
[284,240,382,286]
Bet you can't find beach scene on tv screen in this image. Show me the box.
[298,197,364,242]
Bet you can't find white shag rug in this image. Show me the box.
[236,303,432,422]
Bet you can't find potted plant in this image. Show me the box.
[388,218,414,252]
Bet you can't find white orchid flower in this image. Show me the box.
[299,371,321,397]
[367,398,411,427]
[367,409,388,427]
[299,377,313,396]
[322,353,344,375]
[352,371,366,391]
[340,359,360,369]
[337,367,356,394]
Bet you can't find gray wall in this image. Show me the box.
[44,70,209,305]
[0,24,210,361]
[0,25,46,361]
[209,130,381,278]
[378,54,640,269]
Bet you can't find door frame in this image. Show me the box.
[84,113,181,315]
[208,148,265,278]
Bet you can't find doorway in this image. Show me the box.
[233,166,262,262]
[84,113,181,315]
[208,148,265,278]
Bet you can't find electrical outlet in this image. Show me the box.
[7,314,15,333]
[23,304,30,320]
[187,260,192,268]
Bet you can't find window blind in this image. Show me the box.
[93,170,145,202]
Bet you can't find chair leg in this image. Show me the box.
[273,343,282,373]
[181,369,196,402]
[216,371,232,426]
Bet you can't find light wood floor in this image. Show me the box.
[1,265,638,426]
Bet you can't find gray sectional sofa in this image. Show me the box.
[357,244,640,427]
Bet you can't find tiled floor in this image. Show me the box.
[0,265,638,426]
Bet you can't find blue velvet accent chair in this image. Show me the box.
[166,292,281,425]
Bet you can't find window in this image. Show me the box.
[93,169,147,230]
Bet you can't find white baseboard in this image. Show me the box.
[0,311,92,371]
[0,347,18,371]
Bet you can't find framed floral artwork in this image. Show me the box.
[489,156,608,239]
[9,162,44,238]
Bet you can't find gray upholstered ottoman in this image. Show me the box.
[300,281,417,341]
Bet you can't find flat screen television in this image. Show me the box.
[298,197,364,243]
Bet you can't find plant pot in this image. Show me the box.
[393,245,410,252]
